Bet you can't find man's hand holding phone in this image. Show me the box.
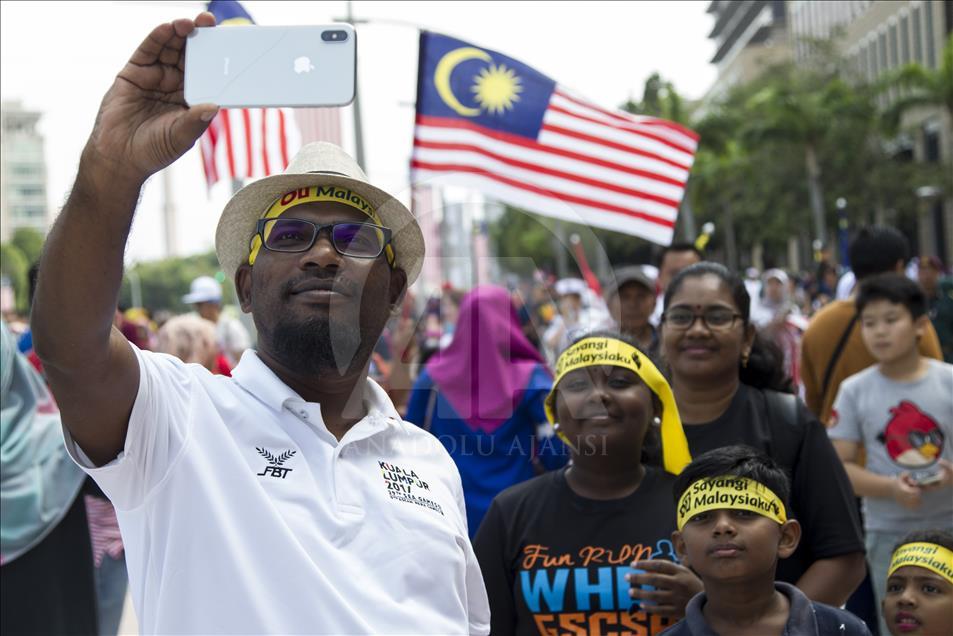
[89,12,219,186]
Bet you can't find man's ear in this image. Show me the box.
[672,530,690,568]
[235,264,253,313]
[777,519,801,559]
[388,267,409,311]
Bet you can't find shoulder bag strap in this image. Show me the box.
[763,389,803,474]
[819,313,860,409]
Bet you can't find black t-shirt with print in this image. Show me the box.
[474,466,679,636]
[681,383,865,585]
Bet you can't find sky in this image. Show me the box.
[0,1,717,265]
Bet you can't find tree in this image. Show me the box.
[489,206,658,278]
[11,227,45,267]
[740,62,875,247]
[882,34,953,132]
[117,251,234,313]
[0,242,29,312]
[622,72,689,125]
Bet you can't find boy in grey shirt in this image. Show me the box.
[829,273,953,636]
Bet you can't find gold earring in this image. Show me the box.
[741,352,750,368]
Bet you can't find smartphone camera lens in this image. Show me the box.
[321,30,348,42]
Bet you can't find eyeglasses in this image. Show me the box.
[662,307,743,331]
[256,218,393,260]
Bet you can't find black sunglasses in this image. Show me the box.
[256,218,393,261]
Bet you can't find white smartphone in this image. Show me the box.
[185,25,356,108]
[912,471,944,487]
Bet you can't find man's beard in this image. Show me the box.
[266,310,370,376]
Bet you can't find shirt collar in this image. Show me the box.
[682,581,818,636]
[231,350,412,434]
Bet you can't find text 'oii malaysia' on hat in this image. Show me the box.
[215,142,425,284]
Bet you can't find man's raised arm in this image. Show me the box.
[32,13,219,466]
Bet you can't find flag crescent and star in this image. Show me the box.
[433,46,524,118]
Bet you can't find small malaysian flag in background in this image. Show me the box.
[412,32,698,245]
[198,0,302,188]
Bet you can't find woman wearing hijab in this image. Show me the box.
[473,331,699,635]
[405,285,567,535]
[1,321,98,633]
[751,268,807,387]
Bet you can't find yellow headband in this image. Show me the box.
[247,185,395,266]
[888,543,953,584]
[544,337,691,475]
[676,476,787,531]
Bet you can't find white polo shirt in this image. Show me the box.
[64,346,490,635]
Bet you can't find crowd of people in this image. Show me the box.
[1,11,952,636]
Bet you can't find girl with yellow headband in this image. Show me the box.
[473,331,701,636]
[882,530,953,636]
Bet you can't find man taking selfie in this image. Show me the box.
[31,13,489,635]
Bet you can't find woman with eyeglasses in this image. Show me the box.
[659,262,867,608]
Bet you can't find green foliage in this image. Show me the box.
[0,242,29,313]
[622,72,690,124]
[10,228,45,267]
[489,208,558,275]
[118,251,236,313]
[489,206,657,276]
[881,34,953,133]
[687,41,950,267]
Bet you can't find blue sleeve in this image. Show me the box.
[404,370,434,428]
[524,365,569,470]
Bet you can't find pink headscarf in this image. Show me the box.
[426,285,548,434]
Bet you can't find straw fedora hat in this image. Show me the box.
[215,142,425,284]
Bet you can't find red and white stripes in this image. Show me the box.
[200,108,301,188]
[412,87,698,245]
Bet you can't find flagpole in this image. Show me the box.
[161,168,177,258]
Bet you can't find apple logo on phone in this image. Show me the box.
[294,56,315,74]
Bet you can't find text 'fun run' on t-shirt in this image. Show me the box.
[474,465,679,636]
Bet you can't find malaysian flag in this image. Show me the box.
[198,1,302,188]
[412,33,698,245]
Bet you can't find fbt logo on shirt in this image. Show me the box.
[256,448,297,478]
[379,461,444,516]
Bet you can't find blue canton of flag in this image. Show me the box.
[416,32,555,140]
[207,0,253,25]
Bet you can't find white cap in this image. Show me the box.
[763,268,789,285]
[182,276,223,304]
[554,278,587,297]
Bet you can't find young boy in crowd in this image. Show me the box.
[880,530,953,636]
[881,529,953,636]
[661,446,870,635]
[828,273,953,635]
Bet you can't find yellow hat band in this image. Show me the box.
[544,336,691,475]
[888,542,953,583]
[248,185,395,266]
[676,476,787,531]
